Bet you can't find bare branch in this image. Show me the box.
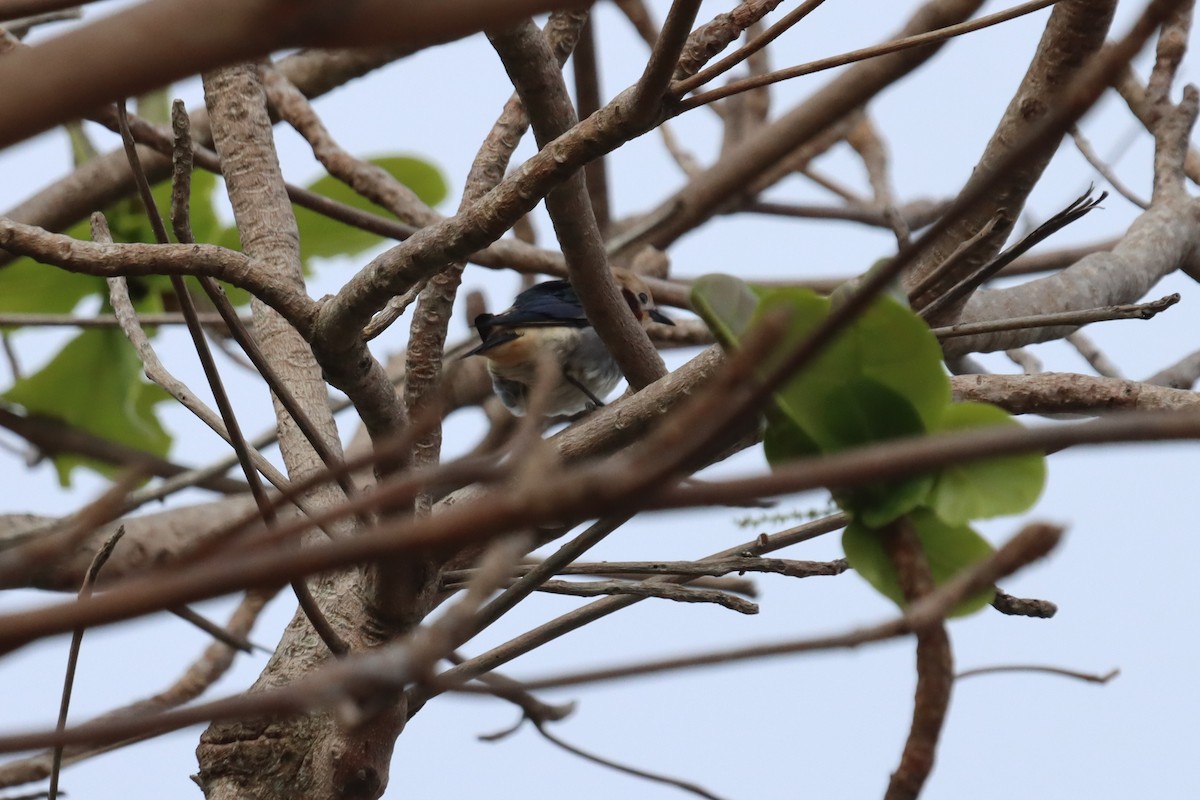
[882,518,951,800]
[906,0,1118,318]
[1066,331,1124,378]
[49,525,125,800]
[531,719,730,800]
[0,589,271,788]
[451,523,1061,693]
[642,0,987,250]
[951,372,1200,414]
[0,0,586,149]
[491,22,667,389]
[957,663,1119,683]
[991,590,1058,618]
[679,0,1059,111]
[0,217,315,330]
[673,0,826,95]
[627,0,703,126]
[671,0,786,84]
[1070,125,1149,208]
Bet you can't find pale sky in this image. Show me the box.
[1,2,1197,799]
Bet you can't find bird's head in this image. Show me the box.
[612,269,674,328]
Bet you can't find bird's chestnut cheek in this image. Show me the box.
[620,288,644,320]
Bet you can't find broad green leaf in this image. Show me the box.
[2,328,172,485]
[763,413,821,463]
[135,88,171,125]
[756,286,950,433]
[843,472,935,529]
[927,402,1047,524]
[0,259,105,315]
[805,381,931,525]
[780,376,925,453]
[842,508,995,616]
[690,273,762,349]
[764,406,931,528]
[828,257,910,310]
[294,155,447,262]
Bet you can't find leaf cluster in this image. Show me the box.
[692,274,1046,614]
[0,147,446,485]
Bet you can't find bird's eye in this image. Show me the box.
[638,292,649,304]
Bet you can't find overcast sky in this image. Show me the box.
[1,2,1198,799]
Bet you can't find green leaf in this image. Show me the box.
[2,328,172,485]
[842,508,995,616]
[690,273,762,349]
[135,88,171,125]
[784,376,926,452]
[0,163,229,322]
[843,472,935,529]
[927,402,1047,524]
[0,258,106,315]
[758,286,950,434]
[763,406,931,528]
[294,155,447,262]
[762,413,821,463]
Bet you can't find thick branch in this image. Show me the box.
[0,218,316,332]
[906,0,1117,318]
[943,197,1200,356]
[639,0,986,249]
[950,372,1200,414]
[490,22,666,389]
[0,0,583,149]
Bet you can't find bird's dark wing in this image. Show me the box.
[476,280,591,335]
[466,280,592,358]
[462,326,520,357]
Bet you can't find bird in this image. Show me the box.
[464,270,674,417]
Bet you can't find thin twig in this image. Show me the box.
[1070,124,1149,208]
[573,15,611,234]
[1066,331,1124,378]
[0,312,236,327]
[170,100,362,511]
[679,0,1061,111]
[531,579,758,614]
[917,189,1108,320]
[672,0,828,95]
[0,406,249,495]
[1006,347,1043,375]
[168,606,259,654]
[471,515,633,639]
[956,664,1119,683]
[447,523,1061,694]
[48,525,125,800]
[0,589,273,788]
[627,0,704,126]
[907,215,1002,302]
[532,719,730,800]
[931,293,1179,339]
[742,198,948,230]
[113,101,349,656]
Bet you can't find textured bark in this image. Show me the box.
[905,0,1117,317]
[194,63,395,800]
[942,197,1200,356]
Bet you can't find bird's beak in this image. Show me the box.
[648,308,675,326]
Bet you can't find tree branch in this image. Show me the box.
[906,0,1118,318]
[490,21,667,389]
